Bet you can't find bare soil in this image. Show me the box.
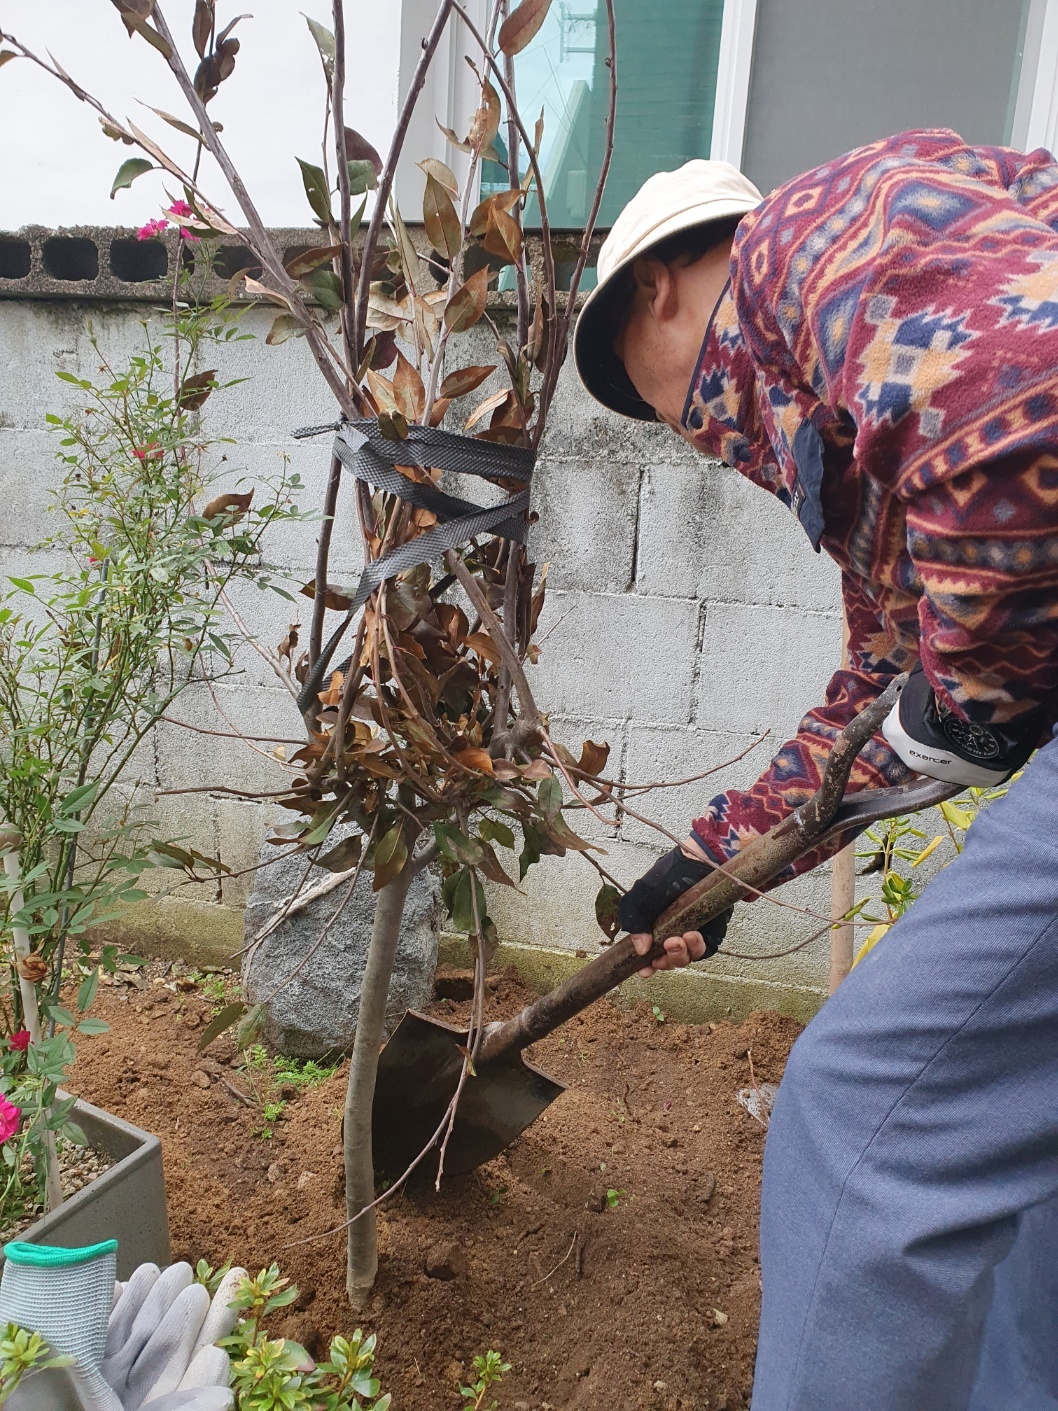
[67,962,800,1411]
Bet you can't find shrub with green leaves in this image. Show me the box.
[203,1262,391,1411]
[0,287,304,1027]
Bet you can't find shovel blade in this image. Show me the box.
[371,1010,565,1179]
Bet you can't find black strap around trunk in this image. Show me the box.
[291,418,536,713]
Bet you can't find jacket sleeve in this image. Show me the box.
[691,573,915,882]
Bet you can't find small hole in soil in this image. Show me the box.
[42,236,99,282]
[110,237,168,283]
[433,973,475,1002]
[213,245,263,281]
[0,238,31,280]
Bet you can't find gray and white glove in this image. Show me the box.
[882,663,1039,787]
[102,1262,244,1410]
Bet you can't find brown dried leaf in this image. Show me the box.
[452,745,495,775]
[440,364,496,400]
[178,368,218,411]
[17,953,48,984]
[463,388,510,432]
[483,205,523,266]
[469,187,522,238]
[418,157,458,196]
[366,367,399,415]
[464,630,501,665]
[444,266,490,333]
[299,580,354,612]
[284,243,341,278]
[265,313,304,346]
[192,0,214,57]
[392,352,426,423]
[343,126,383,175]
[202,490,253,522]
[423,175,462,261]
[467,79,501,154]
[498,0,553,56]
[437,119,473,156]
[577,740,610,777]
[428,397,451,427]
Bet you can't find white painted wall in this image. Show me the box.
[0,0,403,230]
[0,295,853,1014]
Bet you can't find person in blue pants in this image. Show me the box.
[572,131,1058,1408]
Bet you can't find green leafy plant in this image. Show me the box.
[852,783,1012,963]
[0,1323,72,1405]
[605,1188,623,1209]
[459,1351,512,1411]
[220,1264,391,1411]
[0,291,304,1030]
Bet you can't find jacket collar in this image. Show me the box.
[680,282,788,501]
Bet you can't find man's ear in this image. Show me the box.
[630,256,679,325]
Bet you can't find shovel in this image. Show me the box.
[372,675,957,1178]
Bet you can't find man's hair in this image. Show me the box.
[604,214,742,353]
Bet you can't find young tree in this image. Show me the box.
[0,0,617,1304]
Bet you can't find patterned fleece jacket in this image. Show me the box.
[685,129,1058,877]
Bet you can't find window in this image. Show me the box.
[742,0,1035,195]
[484,0,725,229]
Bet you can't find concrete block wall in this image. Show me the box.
[0,240,868,1014]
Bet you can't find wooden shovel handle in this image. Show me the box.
[477,676,938,1066]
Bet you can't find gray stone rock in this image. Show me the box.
[242,832,440,1058]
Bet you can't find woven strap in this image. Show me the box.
[292,419,536,712]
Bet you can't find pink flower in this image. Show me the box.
[136,218,168,241]
[0,1096,22,1144]
[166,200,193,218]
[7,1031,30,1053]
[178,228,200,244]
[133,441,162,461]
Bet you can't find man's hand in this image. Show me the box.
[618,839,732,975]
[630,928,708,978]
[882,661,1039,787]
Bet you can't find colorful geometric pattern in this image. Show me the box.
[684,130,1058,876]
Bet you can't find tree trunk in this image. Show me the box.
[344,860,416,1308]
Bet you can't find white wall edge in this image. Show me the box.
[1022,0,1058,156]
[710,0,759,169]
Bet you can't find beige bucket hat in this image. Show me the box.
[573,159,763,421]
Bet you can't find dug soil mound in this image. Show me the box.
[68,963,800,1411]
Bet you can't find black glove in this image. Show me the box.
[881,662,1039,787]
[618,845,732,955]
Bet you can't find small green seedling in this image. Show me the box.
[605,1188,623,1209]
[460,1350,512,1411]
[651,1004,665,1024]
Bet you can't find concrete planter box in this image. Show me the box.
[1,1095,169,1279]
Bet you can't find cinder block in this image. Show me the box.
[543,714,628,843]
[201,438,362,580]
[637,460,842,611]
[213,796,275,909]
[621,723,770,845]
[0,430,64,547]
[486,838,661,954]
[696,600,842,737]
[137,789,222,905]
[531,589,700,725]
[529,456,639,592]
[154,682,301,799]
[201,570,312,692]
[196,307,335,444]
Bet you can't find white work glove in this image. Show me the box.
[881,662,1039,787]
[102,1262,244,1410]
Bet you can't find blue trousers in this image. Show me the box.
[751,732,1058,1411]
